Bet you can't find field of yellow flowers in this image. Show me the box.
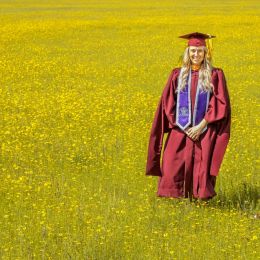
[0,0,259,259]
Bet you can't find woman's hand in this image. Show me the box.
[184,119,208,141]
[185,125,203,141]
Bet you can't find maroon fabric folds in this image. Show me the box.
[145,67,231,199]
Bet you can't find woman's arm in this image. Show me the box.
[146,69,178,176]
[198,118,208,129]
[204,69,230,124]
[208,69,231,176]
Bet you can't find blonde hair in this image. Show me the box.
[176,46,214,93]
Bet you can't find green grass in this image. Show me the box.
[0,0,259,259]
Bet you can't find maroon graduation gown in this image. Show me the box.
[145,67,231,199]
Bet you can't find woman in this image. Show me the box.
[145,32,231,201]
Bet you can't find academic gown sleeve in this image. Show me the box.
[204,68,231,176]
[145,68,178,176]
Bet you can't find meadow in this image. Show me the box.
[0,0,259,259]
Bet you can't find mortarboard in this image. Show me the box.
[179,32,216,47]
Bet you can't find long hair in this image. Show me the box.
[175,46,214,93]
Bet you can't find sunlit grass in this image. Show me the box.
[0,0,259,258]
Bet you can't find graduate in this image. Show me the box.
[145,32,231,201]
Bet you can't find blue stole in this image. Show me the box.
[176,68,211,134]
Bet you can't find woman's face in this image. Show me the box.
[189,46,205,65]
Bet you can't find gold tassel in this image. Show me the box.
[206,38,213,62]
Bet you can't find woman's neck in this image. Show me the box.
[191,64,201,71]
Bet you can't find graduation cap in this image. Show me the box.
[179,32,216,47]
